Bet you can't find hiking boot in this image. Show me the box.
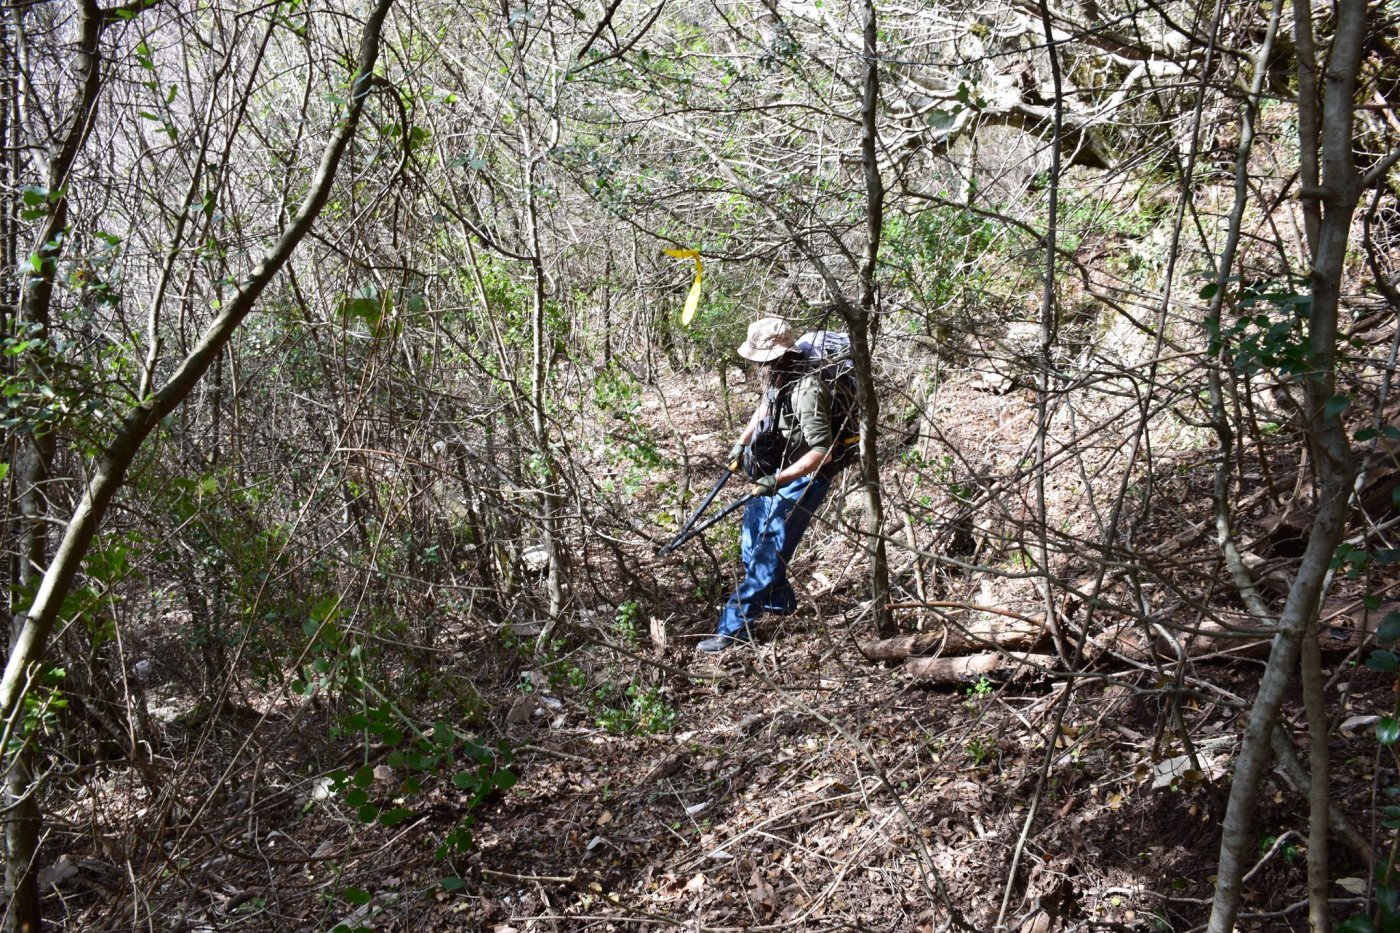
[697,634,745,654]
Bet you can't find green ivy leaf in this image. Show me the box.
[1324,394,1350,420]
[927,109,954,129]
[1377,717,1400,746]
[1366,650,1398,673]
[1379,612,1400,644]
[344,887,372,906]
[378,807,413,827]
[441,877,467,891]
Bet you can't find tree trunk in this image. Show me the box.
[5,4,104,925]
[1207,2,1367,927]
[851,0,892,637]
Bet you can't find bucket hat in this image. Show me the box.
[737,318,796,362]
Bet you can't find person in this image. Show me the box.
[697,318,842,653]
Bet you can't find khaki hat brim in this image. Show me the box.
[738,342,792,362]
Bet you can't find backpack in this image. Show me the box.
[742,332,860,479]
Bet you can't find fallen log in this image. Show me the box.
[1079,621,1155,665]
[1084,619,1272,663]
[860,615,1047,661]
[1317,598,1400,651]
[1172,619,1277,661]
[904,651,1056,684]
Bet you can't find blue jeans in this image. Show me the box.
[715,473,831,639]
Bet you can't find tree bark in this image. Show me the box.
[852,0,892,637]
[859,616,1047,660]
[1207,2,1368,928]
[5,4,105,926]
[1290,0,1321,254]
[1299,616,1330,932]
[904,651,1055,684]
[1204,0,1282,632]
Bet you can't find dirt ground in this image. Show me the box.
[49,367,1391,932]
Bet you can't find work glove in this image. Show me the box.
[752,474,780,497]
[727,442,746,471]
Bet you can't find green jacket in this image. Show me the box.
[770,372,834,457]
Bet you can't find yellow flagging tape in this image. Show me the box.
[663,248,703,325]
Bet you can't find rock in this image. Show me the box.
[522,545,550,572]
[38,856,79,890]
[148,705,184,724]
[507,695,539,725]
[510,620,542,638]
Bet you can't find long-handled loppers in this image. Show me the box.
[658,461,751,555]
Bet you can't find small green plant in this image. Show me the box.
[594,683,678,735]
[290,595,357,699]
[1259,833,1300,866]
[965,736,993,766]
[717,519,742,564]
[1004,550,1033,572]
[10,665,68,753]
[592,363,669,494]
[1202,279,1313,380]
[963,676,993,709]
[613,600,642,648]
[322,705,517,879]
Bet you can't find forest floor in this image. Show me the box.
[52,366,1392,932]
